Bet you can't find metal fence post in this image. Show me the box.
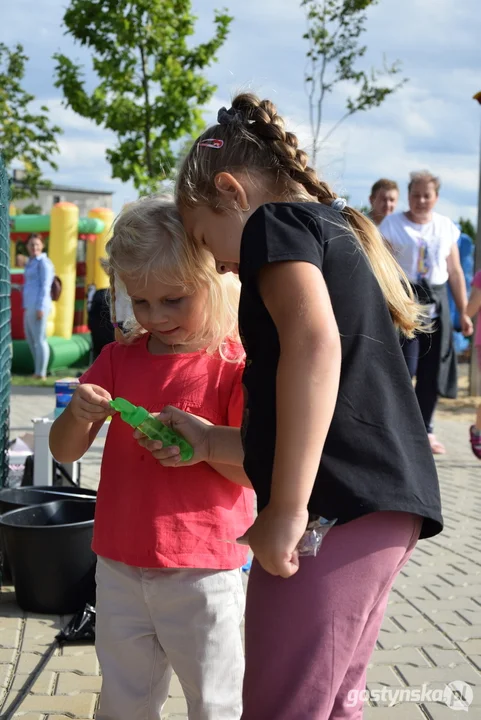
[0,156,12,487]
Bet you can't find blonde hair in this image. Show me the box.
[408,170,441,195]
[105,196,241,356]
[177,93,425,338]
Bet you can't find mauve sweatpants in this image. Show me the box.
[242,511,421,720]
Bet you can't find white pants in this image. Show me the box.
[95,557,245,720]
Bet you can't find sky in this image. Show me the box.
[2,0,481,222]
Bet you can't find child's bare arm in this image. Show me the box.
[49,384,112,462]
[207,460,252,489]
[466,287,481,319]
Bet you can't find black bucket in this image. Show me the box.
[0,488,96,583]
[0,487,96,514]
[0,500,96,614]
[26,486,97,497]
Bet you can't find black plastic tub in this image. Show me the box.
[0,488,96,585]
[0,487,96,515]
[24,485,97,497]
[0,500,96,614]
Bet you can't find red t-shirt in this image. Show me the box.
[80,335,253,569]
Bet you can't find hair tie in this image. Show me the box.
[217,106,244,126]
[331,197,347,212]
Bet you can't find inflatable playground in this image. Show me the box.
[9,203,114,374]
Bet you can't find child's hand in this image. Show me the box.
[461,313,474,337]
[247,505,309,578]
[134,405,211,466]
[69,384,112,424]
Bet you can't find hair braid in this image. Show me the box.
[177,92,427,338]
[231,94,337,206]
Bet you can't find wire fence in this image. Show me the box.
[0,156,12,488]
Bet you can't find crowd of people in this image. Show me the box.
[368,172,477,456]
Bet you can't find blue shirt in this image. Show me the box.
[23,254,55,313]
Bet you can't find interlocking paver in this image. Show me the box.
[55,672,103,694]
[3,391,481,718]
[17,692,97,715]
[364,709,426,718]
[370,648,431,667]
[11,670,56,694]
[421,647,473,667]
[396,664,481,686]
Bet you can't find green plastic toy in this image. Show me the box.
[109,397,194,462]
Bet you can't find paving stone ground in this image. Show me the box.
[1,386,481,718]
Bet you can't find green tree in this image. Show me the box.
[0,43,62,199]
[21,203,43,215]
[459,217,476,241]
[302,0,406,165]
[54,0,232,194]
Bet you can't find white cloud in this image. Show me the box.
[2,0,479,224]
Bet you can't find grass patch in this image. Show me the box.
[11,368,88,388]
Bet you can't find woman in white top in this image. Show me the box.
[380,171,472,454]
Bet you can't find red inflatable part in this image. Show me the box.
[10,232,49,243]
[10,271,25,340]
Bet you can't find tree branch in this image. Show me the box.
[320,108,354,145]
[139,41,153,178]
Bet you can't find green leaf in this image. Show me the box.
[0,43,62,199]
[53,0,233,191]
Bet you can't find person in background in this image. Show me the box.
[368,178,399,225]
[380,171,473,455]
[466,271,481,459]
[87,286,115,361]
[87,267,133,360]
[23,233,55,380]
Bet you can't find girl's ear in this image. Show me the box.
[215,172,250,211]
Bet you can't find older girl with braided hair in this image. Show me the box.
[138,94,443,719]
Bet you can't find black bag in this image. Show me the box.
[411,278,436,306]
[57,604,96,644]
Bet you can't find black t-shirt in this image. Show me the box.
[238,202,443,540]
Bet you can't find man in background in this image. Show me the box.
[368,178,399,226]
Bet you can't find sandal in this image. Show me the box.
[469,426,481,460]
[428,434,446,455]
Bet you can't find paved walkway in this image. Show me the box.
[1,387,481,718]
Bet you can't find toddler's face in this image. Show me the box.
[122,273,208,349]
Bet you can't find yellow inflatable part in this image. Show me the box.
[10,241,16,268]
[85,234,97,287]
[88,207,114,291]
[84,235,97,326]
[49,202,79,339]
[47,302,56,337]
